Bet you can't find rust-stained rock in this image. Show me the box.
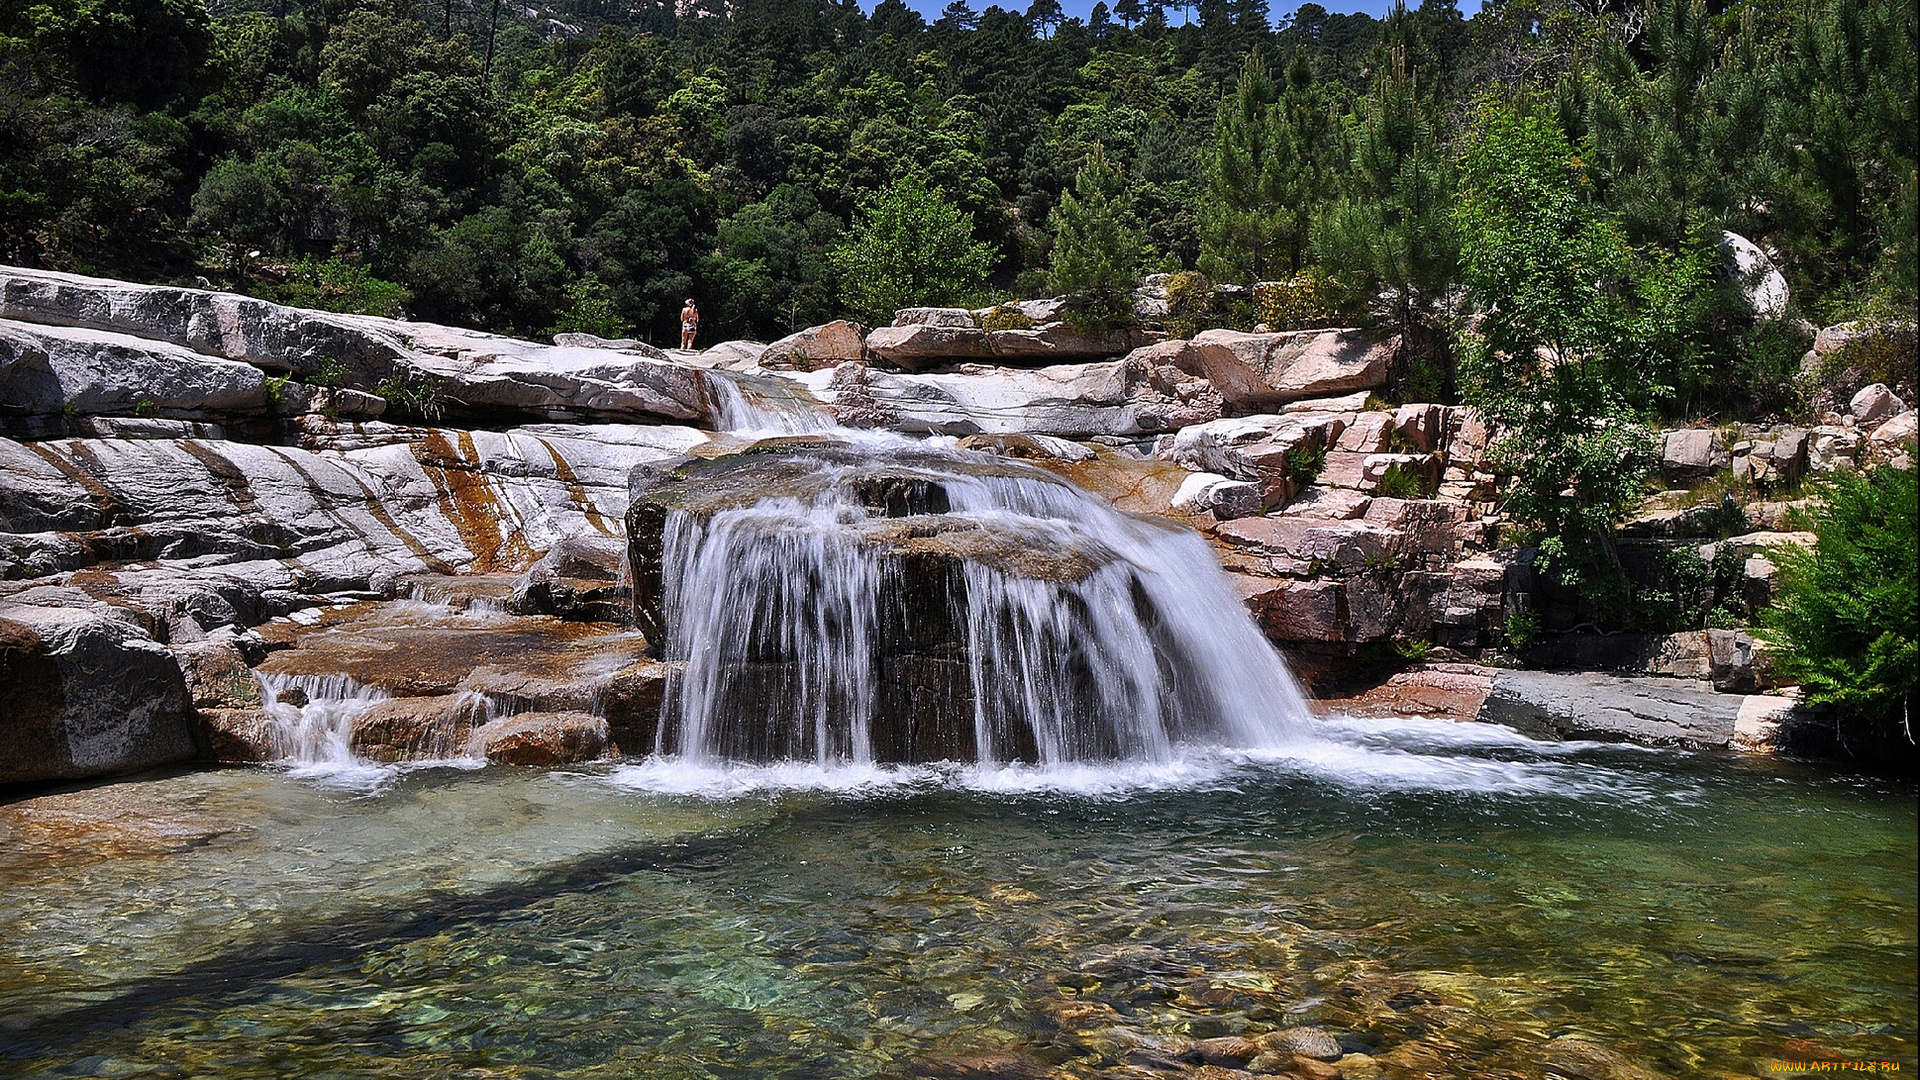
[1313,665,1497,720]
[350,696,481,761]
[255,600,648,699]
[0,782,246,860]
[198,707,276,762]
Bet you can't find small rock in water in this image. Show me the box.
[1542,1036,1672,1080]
[1035,994,1121,1030]
[1383,988,1442,1011]
[1194,1035,1261,1066]
[1257,1027,1342,1061]
[910,1051,1048,1078]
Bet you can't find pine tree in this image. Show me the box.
[1197,53,1287,283]
[1311,40,1456,358]
[1049,145,1146,325]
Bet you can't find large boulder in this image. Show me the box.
[1,604,196,785]
[1717,231,1790,319]
[863,323,996,369]
[865,320,1156,371]
[0,320,268,418]
[0,266,719,427]
[760,320,868,371]
[1660,428,1732,484]
[473,711,609,765]
[1187,328,1391,407]
[1479,669,1751,749]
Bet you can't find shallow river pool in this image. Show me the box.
[2,718,1914,1079]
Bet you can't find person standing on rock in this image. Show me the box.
[680,299,700,350]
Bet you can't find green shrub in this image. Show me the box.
[1504,609,1542,650]
[264,258,411,319]
[1762,466,1917,762]
[979,305,1035,332]
[307,357,348,389]
[1254,271,1338,330]
[375,372,446,420]
[1373,463,1429,498]
[1283,444,1326,483]
[1163,271,1216,339]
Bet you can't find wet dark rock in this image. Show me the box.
[624,441,1147,764]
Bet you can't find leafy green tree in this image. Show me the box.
[1048,146,1145,325]
[1453,106,1657,614]
[831,175,995,323]
[1763,466,1917,763]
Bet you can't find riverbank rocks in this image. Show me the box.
[864,319,1157,372]
[774,359,1176,439]
[1,320,268,419]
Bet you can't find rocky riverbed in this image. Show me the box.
[3,266,1914,784]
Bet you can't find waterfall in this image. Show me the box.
[704,370,838,435]
[649,448,1314,767]
[259,672,389,767]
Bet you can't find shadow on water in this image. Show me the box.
[0,829,753,1062]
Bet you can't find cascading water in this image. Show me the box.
[641,389,1316,767]
[258,672,390,768]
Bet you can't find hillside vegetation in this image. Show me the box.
[3,0,1913,381]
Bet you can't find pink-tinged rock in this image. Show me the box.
[1661,428,1732,483]
[1215,516,1398,569]
[1337,410,1394,451]
[863,324,995,369]
[474,711,609,766]
[1393,403,1443,451]
[1279,486,1372,520]
[1442,406,1491,464]
[1233,574,1349,643]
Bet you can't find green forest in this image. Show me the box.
[3,0,1914,409]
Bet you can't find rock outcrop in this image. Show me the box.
[1,267,717,426]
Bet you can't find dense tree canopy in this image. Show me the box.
[0,0,1912,352]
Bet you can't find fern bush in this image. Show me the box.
[1762,466,1917,764]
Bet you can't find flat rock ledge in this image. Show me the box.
[1317,664,1814,751]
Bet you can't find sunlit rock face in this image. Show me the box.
[626,438,1312,766]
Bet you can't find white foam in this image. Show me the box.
[597,720,1694,804]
